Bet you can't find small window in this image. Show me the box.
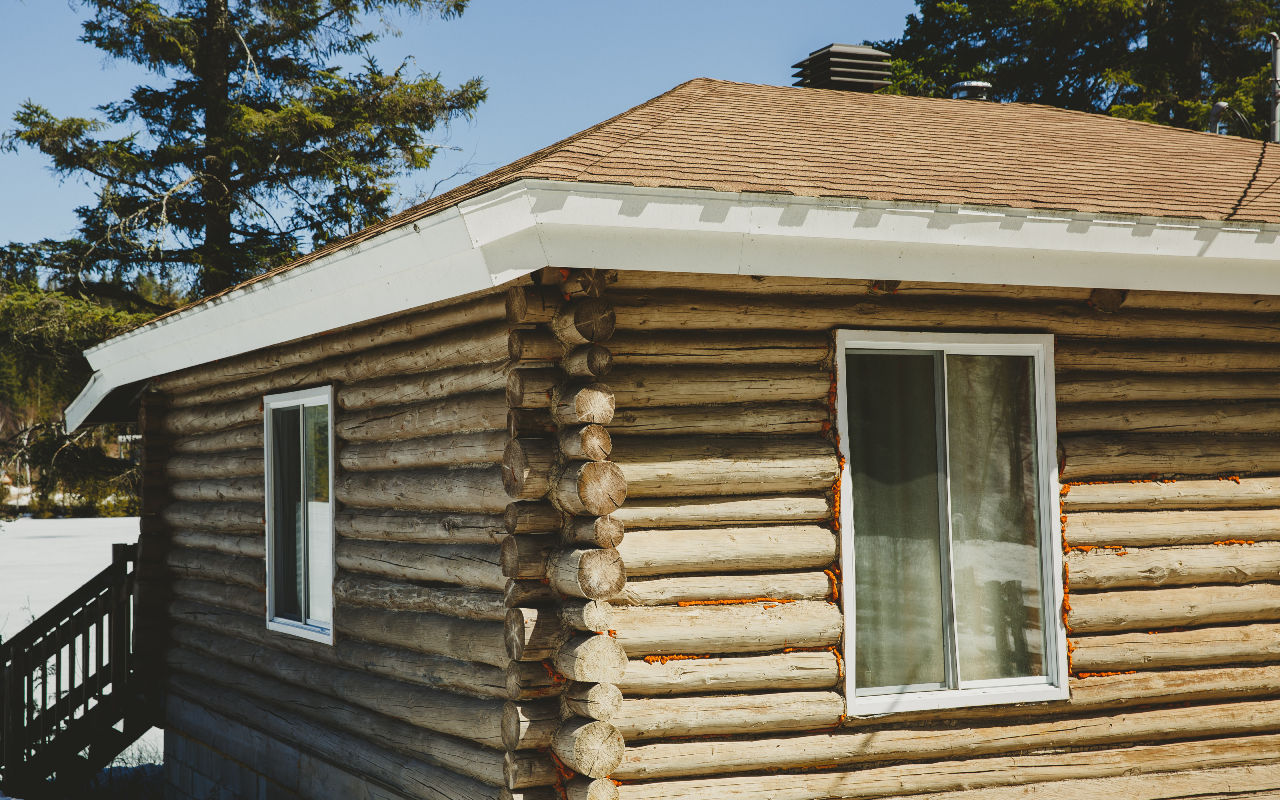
[834,331,1067,715]
[263,387,335,644]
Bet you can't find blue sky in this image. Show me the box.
[0,0,919,248]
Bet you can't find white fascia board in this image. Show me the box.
[65,184,541,432]
[67,178,1280,431]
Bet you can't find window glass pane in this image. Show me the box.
[946,354,1045,682]
[304,405,329,503]
[847,350,947,691]
[303,404,332,625]
[270,406,305,623]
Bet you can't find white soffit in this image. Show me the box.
[66,178,1280,431]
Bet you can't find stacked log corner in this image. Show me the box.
[135,389,174,725]
[502,272,631,791]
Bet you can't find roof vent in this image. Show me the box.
[793,44,892,92]
[949,80,993,101]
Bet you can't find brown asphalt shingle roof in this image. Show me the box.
[159,77,1280,319]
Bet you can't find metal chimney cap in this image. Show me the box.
[949,80,993,100]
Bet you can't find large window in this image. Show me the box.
[834,331,1067,715]
[263,387,335,644]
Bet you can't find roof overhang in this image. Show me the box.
[67,177,1280,431]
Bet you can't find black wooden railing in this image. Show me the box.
[0,543,145,796]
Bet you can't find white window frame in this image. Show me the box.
[834,330,1068,716]
[263,386,335,645]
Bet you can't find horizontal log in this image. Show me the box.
[171,321,512,408]
[505,580,556,609]
[158,293,507,396]
[502,699,561,750]
[550,548,627,601]
[560,600,615,632]
[563,682,623,722]
[612,495,830,529]
[509,328,568,362]
[168,629,506,750]
[506,285,563,325]
[172,424,262,454]
[610,601,842,656]
[507,407,557,438]
[166,677,508,799]
[909,763,1280,800]
[613,690,843,741]
[561,345,613,378]
[170,477,263,503]
[504,501,565,534]
[337,539,506,591]
[1060,434,1280,481]
[166,450,262,480]
[608,272,1091,301]
[337,392,508,443]
[162,501,262,532]
[618,526,836,576]
[506,606,569,661]
[1059,400,1280,434]
[1072,622,1280,672]
[337,360,508,411]
[616,436,838,498]
[507,368,560,408]
[170,529,264,559]
[334,572,506,621]
[1064,508,1280,546]
[563,515,625,548]
[554,634,629,683]
[1122,289,1280,314]
[608,366,829,408]
[340,431,507,471]
[166,546,262,588]
[609,290,1280,343]
[608,403,828,436]
[553,719,624,780]
[335,510,505,545]
[503,438,557,500]
[1069,583,1280,633]
[1067,541,1280,589]
[336,604,509,668]
[501,535,555,579]
[607,330,830,366]
[565,779,618,800]
[617,650,840,696]
[553,461,628,516]
[1057,372,1280,404]
[612,696,1280,781]
[551,298,616,346]
[163,398,261,435]
[552,383,616,426]
[168,598,541,701]
[609,271,874,296]
[612,733,1280,799]
[1062,478,1280,511]
[560,425,612,462]
[170,578,263,616]
[1056,339,1280,373]
[336,467,508,513]
[615,572,832,606]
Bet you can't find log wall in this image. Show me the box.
[144,270,1280,800]
[581,272,1280,800]
[148,282,564,800]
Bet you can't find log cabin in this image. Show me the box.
[56,78,1280,799]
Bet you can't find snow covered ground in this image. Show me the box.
[0,516,142,642]
[0,516,164,780]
